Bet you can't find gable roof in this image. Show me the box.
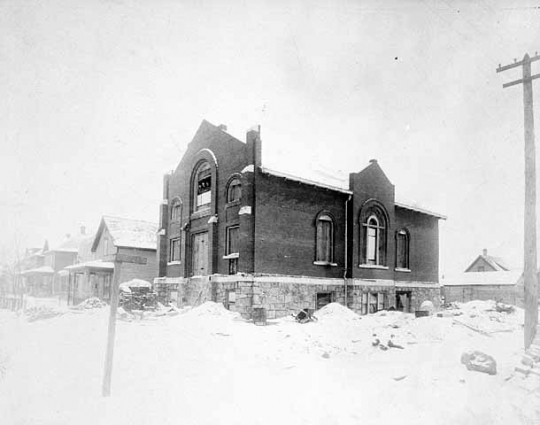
[91,216,158,252]
[50,234,89,253]
[442,270,523,287]
[465,253,511,272]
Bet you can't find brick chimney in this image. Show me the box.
[218,124,227,131]
[80,225,86,235]
[482,248,488,256]
[246,125,262,168]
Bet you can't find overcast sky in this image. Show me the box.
[1,0,540,275]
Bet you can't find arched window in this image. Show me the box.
[360,205,387,266]
[170,198,182,221]
[227,177,242,203]
[193,162,212,211]
[396,228,410,269]
[316,213,334,263]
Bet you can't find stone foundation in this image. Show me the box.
[154,275,441,319]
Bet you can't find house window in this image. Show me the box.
[360,205,387,266]
[396,229,410,269]
[171,199,182,221]
[316,213,334,263]
[225,226,239,274]
[361,292,387,315]
[227,177,242,203]
[194,162,212,211]
[169,237,181,262]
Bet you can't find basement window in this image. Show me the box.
[225,289,236,310]
[316,292,334,310]
[361,292,387,315]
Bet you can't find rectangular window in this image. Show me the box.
[169,237,181,262]
[316,217,333,262]
[361,292,386,315]
[396,231,409,269]
[367,227,377,264]
[227,226,239,255]
[226,226,239,275]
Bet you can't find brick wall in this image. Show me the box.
[254,172,348,278]
[443,285,519,306]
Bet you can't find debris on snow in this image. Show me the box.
[75,297,107,310]
[461,350,497,375]
[25,306,64,322]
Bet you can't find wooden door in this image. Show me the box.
[191,232,209,276]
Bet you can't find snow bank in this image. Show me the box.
[314,302,360,322]
[76,297,107,310]
[183,301,240,319]
[119,279,152,292]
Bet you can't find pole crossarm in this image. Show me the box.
[496,53,540,73]
[503,74,540,89]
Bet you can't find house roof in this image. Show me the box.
[465,253,512,272]
[21,266,55,276]
[65,260,115,272]
[442,270,523,287]
[91,216,158,252]
[259,165,446,219]
[50,234,89,253]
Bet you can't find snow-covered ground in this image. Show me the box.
[0,299,539,425]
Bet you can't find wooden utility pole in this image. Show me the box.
[102,253,148,397]
[497,53,540,348]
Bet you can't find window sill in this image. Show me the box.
[313,261,338,267]
[358,264,389,270]
[395,267,411,273]
[191,209,211,220]
[223,253,239,260]
[225,200,241,208]
[167,261,181,266]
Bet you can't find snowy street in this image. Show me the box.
[1,300,539,425]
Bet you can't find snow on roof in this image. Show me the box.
[21,266,55,275]
[65,260,115,271]
[97,216,158,251]
[51,234,90,253]
[442,270,523,287]
[260,165,446,219]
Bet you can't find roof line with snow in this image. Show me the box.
[260,166,446,219]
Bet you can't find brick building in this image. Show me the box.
[155,120,446,319]
[66,216,158,305]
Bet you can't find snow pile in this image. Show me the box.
[76,297,107,310]
[314,302,361,322]
[119,279,152,293]
[183,301,240,319]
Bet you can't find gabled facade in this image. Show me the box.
[66,216,158,305]
[465,249,511,273]
[156,120,446,318]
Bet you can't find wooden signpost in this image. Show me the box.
[102,253,148,397]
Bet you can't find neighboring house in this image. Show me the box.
[65,216,158,305]
[464,249,511,273]
[20,241,52,296]
[155,120,446,319]
[442,270,524,306]
[20,229,90,297]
